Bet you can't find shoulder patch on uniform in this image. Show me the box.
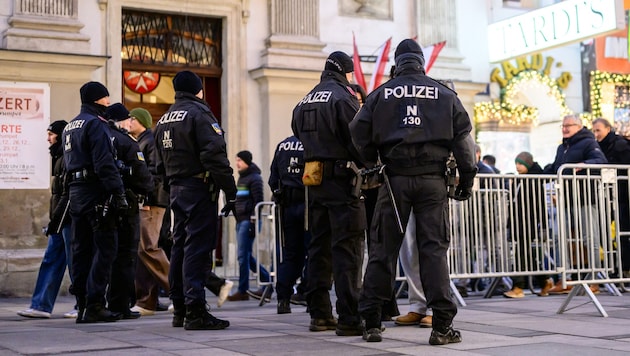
[137,152,145,161]
[212,123,223,135]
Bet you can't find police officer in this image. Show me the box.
[269,135,311,314]
[291,51,365,336]
[154,70,236,330]
[104,103,153,319]
[349,39,477,344]
[62,82,129,323]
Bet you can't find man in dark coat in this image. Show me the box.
[592,118,630,276]
[544,114,607,294]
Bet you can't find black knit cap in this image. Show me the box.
[173,70,203,95]
[237,150,253,166]
[80,81,109,104]
[104,103,130,122]
[325,51,354,74]
[47,120,67,136]
[395,39,424,59]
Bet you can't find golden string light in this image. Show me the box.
[475,70,570,126]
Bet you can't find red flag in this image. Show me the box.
[422,41,446,74]
[367,37,392,93]
[352,32,366,91]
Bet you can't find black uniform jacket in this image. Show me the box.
[154,92,236,200]
[62,104,124,195]
[349,63,476,176]
[291,70,361,163]
[108,122,153,197]
[268,136,304,192]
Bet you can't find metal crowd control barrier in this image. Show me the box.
[554,164,629,316]
[249,165,630,315]
[252,201,278,306]
[445,166,630,317]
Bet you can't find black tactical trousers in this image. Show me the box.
[108,211,140,312]
[276,202,311,301]
[359,174,457,331]
[168,178,217,306]
[306,175,365,326]
[69,185,118,307]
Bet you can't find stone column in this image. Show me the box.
[262,0,327,70]
[415,0,471,81]
[2,0,90,54]
[416,0,457,49]
[255,0,328,171]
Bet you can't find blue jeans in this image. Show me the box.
[236,220,269,293]
[30,224,72,313]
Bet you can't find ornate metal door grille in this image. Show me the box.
[122,9,222,75]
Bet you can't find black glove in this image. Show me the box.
[452,170,476,201]
[115,193,129,211]
[221,199,236,217]
[272,189,283,204]
[212,174,237,201]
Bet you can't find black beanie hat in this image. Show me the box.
[237,150,253,166]
[394,38,425,67]
[395,39,424,59]
[47,120,67,136]
[105,103,130,122]
[80,81,109,104]
[325,51,354,74]
[173,70,203,95]
[515,151,534,170]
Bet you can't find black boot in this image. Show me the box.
[184,303,230,330]
[82,303,119,323]
[172,299,185,327]
[429,326,462,345]
[277,299,291,314]
[75,297,86,324]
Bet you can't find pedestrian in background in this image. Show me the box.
[18,120,75,319]
[126,107,172,316]
[592,118,630,280]
[503,152,552,299]
[227,150,271,302]
[544,114,607,295]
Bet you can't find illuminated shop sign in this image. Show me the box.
[488,0,624,62]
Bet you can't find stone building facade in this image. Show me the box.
[0,0,504,296]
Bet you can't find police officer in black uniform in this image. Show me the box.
[269,135,311,314]
[154,70,236,330]
[104,103,153,319]
[291,51,365,336]
[350,39,477,344]
[62,81,129,323]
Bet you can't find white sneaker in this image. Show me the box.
[17,308,51,319]
[168,303,174,313]
[217,280,234,308]
[130,305,155,316]
[63,309,78,318]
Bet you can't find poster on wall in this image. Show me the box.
[0,82,50,189]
